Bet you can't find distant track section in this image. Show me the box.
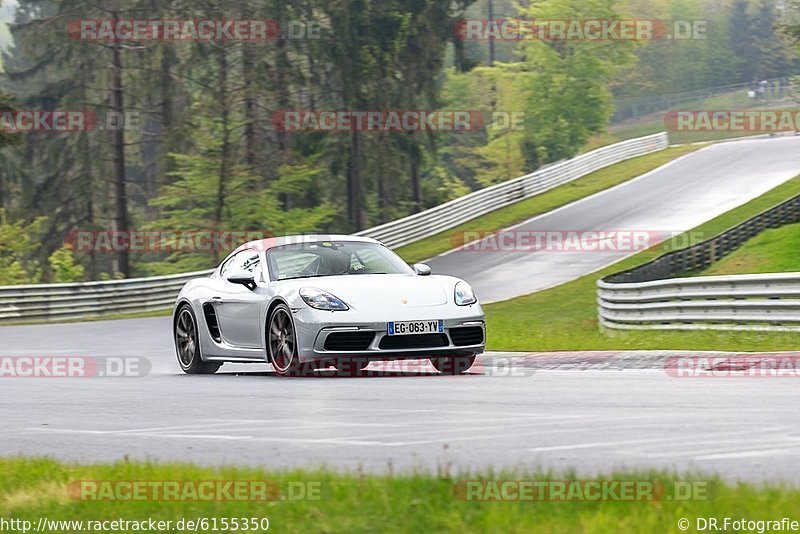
[429,136,800,303]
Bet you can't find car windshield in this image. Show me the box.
[267,241,414,281]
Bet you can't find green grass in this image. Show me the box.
[587,118,793,151]
[585,122,769,152]
[484,176,800,352]
[698,222,800,276]
[583,92,800,151]
[396,145,699,264]
[1,457,798,533]
[0,307,172,327]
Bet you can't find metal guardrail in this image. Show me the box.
[599,192,800,331]
[357,133,669,248]
[0,133,668,324]
[604,193,800,284]
[598,273,800,331]
[0,270,213,324]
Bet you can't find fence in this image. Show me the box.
[612,77,795,123]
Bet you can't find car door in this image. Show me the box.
[213,249,264,349]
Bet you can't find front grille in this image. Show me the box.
[324,331,375,351]
[449,326,484,346]
[379,333,449,350]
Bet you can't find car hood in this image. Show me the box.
[292,274,450,309]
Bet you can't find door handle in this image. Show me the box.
[211,296,222,301]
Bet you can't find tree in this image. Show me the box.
[513,0,637,164]
[0,209,45,284]
[750,0,793,80]
[319,0,468,229]
[48,245,85,282]
[144,114,334,274]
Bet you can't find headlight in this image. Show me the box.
[454,281,477,306]
[300,287,349,311]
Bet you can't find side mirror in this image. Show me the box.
[227,269,256,290]
[413,263,432,276]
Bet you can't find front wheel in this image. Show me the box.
[267,304,305,377]
[430,355,476,375]
[174,305,221,375]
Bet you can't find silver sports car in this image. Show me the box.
[173,235,485,376]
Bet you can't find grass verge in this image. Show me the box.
[1,457,798,533]
[395,145,699,264]
[484,176,800,352]
[697,222,800,276]
[585,123,770,152]
[0,308,172,327]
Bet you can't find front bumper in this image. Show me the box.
[292,307,485,362]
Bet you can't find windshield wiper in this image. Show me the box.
[284,271,390,280]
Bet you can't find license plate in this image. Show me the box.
[387,320,444,336]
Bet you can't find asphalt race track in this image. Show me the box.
[4,138,800,484]
[2,317,799,483]
[429,135,800,302]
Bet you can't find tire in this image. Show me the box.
[267,303,305,377]
[430,355,476,375]
[174,304,221,375]
[333,358,370,376]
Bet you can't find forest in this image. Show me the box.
[0,0,798,283]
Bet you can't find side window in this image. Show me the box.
[220,250,260,278]
[240,252,261,273]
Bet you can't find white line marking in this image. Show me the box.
[24,428,253,440]
[695,447,800,461]
[524,426,785,454]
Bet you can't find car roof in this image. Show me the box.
[236,234,381,253]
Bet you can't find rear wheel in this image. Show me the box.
[430,355,476,375]
[174,305,221,374]
[268,304,305,377]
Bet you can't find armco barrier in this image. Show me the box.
[0,270,213,324]
[598,273,800,331]
[0,133,668,324]
[599,191,800,331]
